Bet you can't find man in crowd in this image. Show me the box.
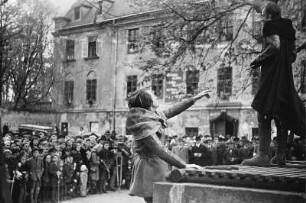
[190,136,211,166]
[172,138,189,168]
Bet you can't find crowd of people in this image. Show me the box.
[1,128,305,203]
[2,130,132,203]
[168,134,305,167]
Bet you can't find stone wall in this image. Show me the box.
[0,108,58,132]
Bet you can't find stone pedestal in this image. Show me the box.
[153,182,306,203]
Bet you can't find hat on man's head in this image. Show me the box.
[195,136,201,141]
[218,135,225,141]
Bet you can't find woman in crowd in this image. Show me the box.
[126,89,210,203]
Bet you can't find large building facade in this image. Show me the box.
[52,0,305,139]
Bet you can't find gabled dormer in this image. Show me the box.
[73,3,92,21]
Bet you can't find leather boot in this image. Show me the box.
[270,126,287,165]
[242,116,271,166]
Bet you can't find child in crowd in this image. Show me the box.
[79,164,88,197]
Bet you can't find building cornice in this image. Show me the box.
[53,9,167,36]
[55,104,253,114]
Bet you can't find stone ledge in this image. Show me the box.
[153,182,306,203]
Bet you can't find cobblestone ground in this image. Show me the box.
[62,189,144,203]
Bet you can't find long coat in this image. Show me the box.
[127,98,195,198]
[89,153,100,181]
[98,149,114,180]
[251,18,305,137]
[49,162,61,188]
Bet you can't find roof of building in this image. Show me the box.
[58,0,141,30]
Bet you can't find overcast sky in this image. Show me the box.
[49,0,76,16]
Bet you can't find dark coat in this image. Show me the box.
[49,162,61,188]
[89,153,100,181]
[98,149,114,180]
[26,157,44,182]
[190,144,211,166]
[252,18,305,137]
[42,162,50,185]
[63,163,74,184]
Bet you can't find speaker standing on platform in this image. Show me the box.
[126,88,210,203]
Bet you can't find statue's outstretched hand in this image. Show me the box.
[185,164,203,170]
[192,89,211,101]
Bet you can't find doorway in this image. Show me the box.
[210,112,238,137]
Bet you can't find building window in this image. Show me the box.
[220,15,233,41]
[252,69,260,95]
[64,80,74,107]
[152,74,163,98]
[186,70,199,95]
[128,28,139,54]
[185,127,198,137]
[74,7,80,20]
[66,40,75,60]
[88,36,98,58]
[127,75,137,96]
[86,71,97,104]
[153,29,165,49]
[217,66,232,100]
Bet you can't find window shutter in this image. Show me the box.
[82,38,88,58]
[96,37,100,57]
[59,38,67,61]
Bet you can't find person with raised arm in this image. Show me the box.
[126,88,210,203]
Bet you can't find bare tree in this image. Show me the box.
[0,0,22,106]
[4,0,56,109]
[129,0,304,99]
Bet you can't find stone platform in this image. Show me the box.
[166,165,306,192]
[153,164,306,203]
[153,182,306,203]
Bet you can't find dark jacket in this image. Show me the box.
[190,144,211,166]
[26,157,44,182]
[49,162,61,188]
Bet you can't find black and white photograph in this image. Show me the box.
[0,0,305,202]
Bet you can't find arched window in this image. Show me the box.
[64,74,74,107]
[86,71,97,103]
